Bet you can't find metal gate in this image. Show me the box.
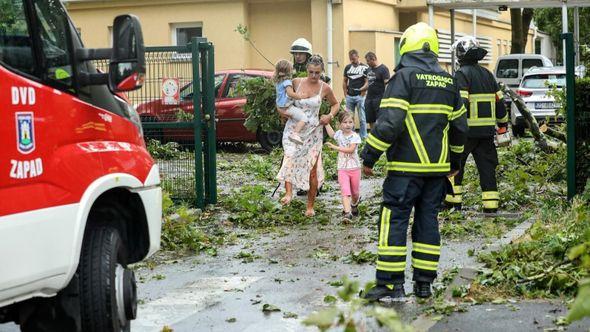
[99,38,216,208]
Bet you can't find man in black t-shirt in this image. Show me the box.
[361,52,390,128]
[343,50,369,139]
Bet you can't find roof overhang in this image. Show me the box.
[426,0,590,9]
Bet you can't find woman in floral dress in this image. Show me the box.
[277,55,340,217]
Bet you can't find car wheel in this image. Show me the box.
[257,128,282,152]
[511,123,525,137]
[79,227,136,332]
[141,116,163,143]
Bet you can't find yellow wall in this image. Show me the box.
[350,32,377,63]
[247,0,311,70]
[66,0,539,100]
[375,33,397,70]
[66,1,250,71]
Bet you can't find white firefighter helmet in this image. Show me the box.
[290,38,313,56]
[451,36,487,61]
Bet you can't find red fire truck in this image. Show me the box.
[0,1,162,331]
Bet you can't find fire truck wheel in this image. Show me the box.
[79,227,135,332]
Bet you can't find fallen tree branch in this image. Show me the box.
[539,122,567,143]
[501,84,560,153]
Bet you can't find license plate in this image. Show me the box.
[535,102,559,109]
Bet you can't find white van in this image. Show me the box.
[494,54,554,89]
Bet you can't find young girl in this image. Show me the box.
[325,112,362,220]
[274,59,307,145]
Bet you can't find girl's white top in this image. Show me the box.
[334,130,362,170]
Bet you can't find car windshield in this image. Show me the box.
[521,74,566,89]
[179,74,224,99]
[496,59,518,78]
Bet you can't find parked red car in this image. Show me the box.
[136,69,282,151]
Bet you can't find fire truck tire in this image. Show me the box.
[79,227,136,332]
[257,128,282,152]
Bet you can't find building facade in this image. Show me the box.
[64,0,537,99]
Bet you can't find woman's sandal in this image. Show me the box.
[305,209,315,217]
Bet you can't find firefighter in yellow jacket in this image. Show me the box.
[361,22,468,300]
[444,36,509,213]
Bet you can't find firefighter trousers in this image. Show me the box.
[445,137,499,210]
[376,175,446,285]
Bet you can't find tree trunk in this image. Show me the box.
[511,8,524,53]
[522,8,534,52]
[501,83,560,152]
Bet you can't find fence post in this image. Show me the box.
[562,32,576,199]
[191,38,205,208]
[200,41,217,205]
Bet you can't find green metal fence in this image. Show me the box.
[563,34,590,198]
[96,38,216,207]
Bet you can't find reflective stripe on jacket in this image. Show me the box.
[455,64,508,138]
[361,52,468,176]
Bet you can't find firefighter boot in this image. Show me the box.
[413,281,432,298]
[363,283,405,302]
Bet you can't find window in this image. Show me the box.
[522,74,566,89]
[394,38,401,66]
[535,39,541,55]
[224,74,255,98]
[178,74,224,100]
[171,23,202,46]
[522,59,543,73]
[0,0,35,75]
[496,59,518,79]
[33,0,73,86]
[107,26,113,47]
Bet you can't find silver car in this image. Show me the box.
[510,66,565,136]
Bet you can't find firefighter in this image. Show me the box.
[444,36,509,213]
[361,22,468,300]
[290,38,313,74]
[290,38,331,82]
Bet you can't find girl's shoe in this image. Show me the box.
[288,133,304,145]
[351,197,361,216]
[342,211,353,221]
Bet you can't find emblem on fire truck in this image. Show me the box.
[15,112,35,154]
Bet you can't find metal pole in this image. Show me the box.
[574,7,580,66]
[191,37,204,208]
[327,0,333,86]
[562,1,568,66]
[472,9,477,36]
[450,9,455,75]
[428,5,434,27]
[204,42,217,205]
[562,32,576,199]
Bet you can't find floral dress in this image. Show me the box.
[276,80,325,191]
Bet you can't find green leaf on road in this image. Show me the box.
[283,312,298,319]
[323,295,337,304]
[262,304,281,312]
[302,307,339,331]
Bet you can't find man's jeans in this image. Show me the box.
[345,94,367,139]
